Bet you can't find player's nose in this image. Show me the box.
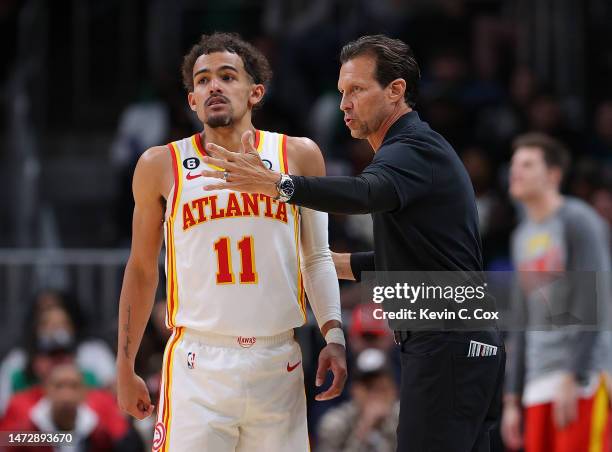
[209,78,222,94]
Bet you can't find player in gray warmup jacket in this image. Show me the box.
[502,132,611,452]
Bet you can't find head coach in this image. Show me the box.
[200,34,506,452]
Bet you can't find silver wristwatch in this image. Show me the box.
[275,173,295,202]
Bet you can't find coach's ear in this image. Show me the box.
[188,92,197,112]
[387,78,406,103]
[248,84,265,109]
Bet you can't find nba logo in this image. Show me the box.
[187,352,196,369]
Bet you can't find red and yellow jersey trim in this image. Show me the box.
[291,205,306,321]
[278,134,288,173]
[282,135,304,319]
[158,326,184,452]
[165,142,183,328]
[589,374,610,452]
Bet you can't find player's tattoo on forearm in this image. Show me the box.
[123,304,132,359]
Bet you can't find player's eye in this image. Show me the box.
[222,74,235,81]
[352,86,362,93]
[197,77,209,85]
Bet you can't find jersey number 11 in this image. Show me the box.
[213,236,258,285]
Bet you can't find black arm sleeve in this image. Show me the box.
[350,251,375,282]
[288,140,432,214]
[289,173,400,214]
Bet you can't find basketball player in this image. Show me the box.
[115,32,347,452]
[502,133,611,451]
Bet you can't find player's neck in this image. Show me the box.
[368,104,412,152]
[202,120,255,153]
[524,191,564,223]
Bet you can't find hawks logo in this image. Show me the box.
[152,422,166,450]
[237,336,257,348]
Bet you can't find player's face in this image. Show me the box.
[188,51,263,128]
[509,147,556,201]
[338,55,391,139]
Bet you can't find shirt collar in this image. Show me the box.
[382,110,420,145]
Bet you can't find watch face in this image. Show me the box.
[280,177,295,197]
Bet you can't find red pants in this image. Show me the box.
[524,381,610,452]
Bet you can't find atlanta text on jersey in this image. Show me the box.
[182,192,289,230]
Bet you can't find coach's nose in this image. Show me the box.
[340,93,351,112]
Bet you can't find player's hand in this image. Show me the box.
[201,131,280,196]
[315,343,347,401]
[501,402,523,450]
[117,370,155,420]
[553,372,578,429]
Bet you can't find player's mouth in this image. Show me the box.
[206,96,229,107]
[344,117,354,126]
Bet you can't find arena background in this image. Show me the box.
[0,0,611,450]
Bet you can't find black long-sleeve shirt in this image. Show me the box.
[289,111,483,276]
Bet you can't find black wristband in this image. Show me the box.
[350,251,375,282]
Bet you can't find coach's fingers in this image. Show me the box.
[206,143,235,160]
[200,169,236,180]
[200,170,222,179]
[202,156,239,170]
[241,130,257,154]
[203,181,243,191]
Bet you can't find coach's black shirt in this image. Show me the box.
[289,110,483,276]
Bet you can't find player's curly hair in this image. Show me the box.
[181,32,273,93]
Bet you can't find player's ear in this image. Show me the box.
[387,78,406,103]
[187,91,197,112]
[248,84,265,109]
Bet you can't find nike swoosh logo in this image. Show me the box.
[186,172,202,180]
[287,361,301,372]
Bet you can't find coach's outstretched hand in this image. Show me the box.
[315,343,347,401]
[201,131,280,196]
[117,370,155,420]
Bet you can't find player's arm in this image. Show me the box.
[501,261,526,450]
[116,146,169,420]
[551,209,610,428]
[288,136,347,401]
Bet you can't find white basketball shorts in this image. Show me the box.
[152,327,309,452]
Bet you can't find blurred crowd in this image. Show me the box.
[1,0,612,451]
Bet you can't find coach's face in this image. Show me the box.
[188,51,264,128]
[338,55,393,139]
[509,147,558,201]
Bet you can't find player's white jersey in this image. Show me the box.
[163,130,305,336]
